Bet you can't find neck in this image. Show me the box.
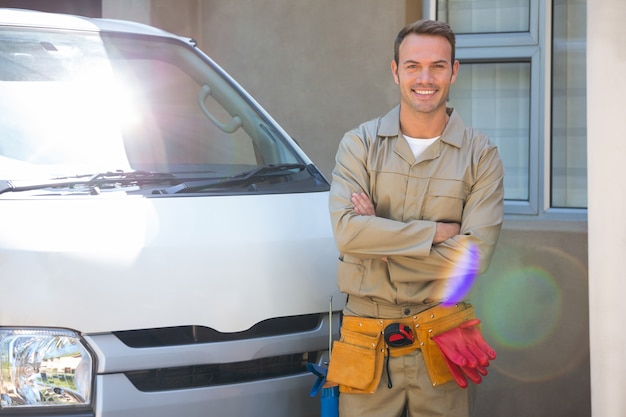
[400,107,450,139]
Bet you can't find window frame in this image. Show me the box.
[423,0,588,220]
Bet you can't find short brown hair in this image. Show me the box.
[393,19,456,65]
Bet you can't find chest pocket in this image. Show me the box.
[422,179,468,222]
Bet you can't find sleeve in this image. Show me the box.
[328,127,438,260]
[388,141,504,282]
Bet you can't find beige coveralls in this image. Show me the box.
[329,105,504,417]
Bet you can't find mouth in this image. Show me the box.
[412,87,437,96]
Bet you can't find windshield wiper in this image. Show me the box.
[154,163,307,194]
[0,170,178,195]
[84,170,178,184]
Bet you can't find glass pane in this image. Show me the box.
[438,0,530,33]
[448,62,531,201]
[551,0,587,208]
[0,28,325,195]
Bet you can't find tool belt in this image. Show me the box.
[326,301,475,393]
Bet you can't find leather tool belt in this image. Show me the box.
[327,301,475,393]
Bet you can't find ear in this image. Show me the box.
[450,60,460,84]
[391,60,399,85]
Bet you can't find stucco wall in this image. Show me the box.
[195,1,404,180]
[472,221,589,416]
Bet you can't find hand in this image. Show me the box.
[433,222,460,244]
[432,319,496,388]
[351,192,376,216]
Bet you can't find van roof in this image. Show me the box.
[0,8,186,41]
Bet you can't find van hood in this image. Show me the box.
[0,192,342,334]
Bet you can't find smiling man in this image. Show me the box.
[328,20,505,417]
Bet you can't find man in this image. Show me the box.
[328,19,504,417]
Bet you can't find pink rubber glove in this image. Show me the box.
[432,318,496,388]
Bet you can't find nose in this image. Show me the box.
[416,68,434,83]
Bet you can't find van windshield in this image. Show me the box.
[0,28,328,195]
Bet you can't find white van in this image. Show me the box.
[0,8,342,417]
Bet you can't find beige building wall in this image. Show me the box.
[103,0,151,25]
[195,1,405,180]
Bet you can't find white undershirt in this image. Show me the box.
[404,135,439,159]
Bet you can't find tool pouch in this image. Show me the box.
[326,316,385,394]
[415,303,476,386]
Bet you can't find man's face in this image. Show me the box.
[391,33,459,116]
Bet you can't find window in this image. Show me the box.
[437,0,531,33]
[551,0,587,208]
[424,0,588,214]
[451,61,531,201]
[0,29,326,195]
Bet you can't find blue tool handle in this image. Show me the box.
[320,385,339,417]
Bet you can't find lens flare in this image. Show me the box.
[471,243,588,383]
[433,243,480,306]
[483,267,561,348]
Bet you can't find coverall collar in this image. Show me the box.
[378,105,464,149]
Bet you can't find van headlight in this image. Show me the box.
[0,328,93,409]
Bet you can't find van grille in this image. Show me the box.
[114,314,322,348]
[125,352,317,391]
